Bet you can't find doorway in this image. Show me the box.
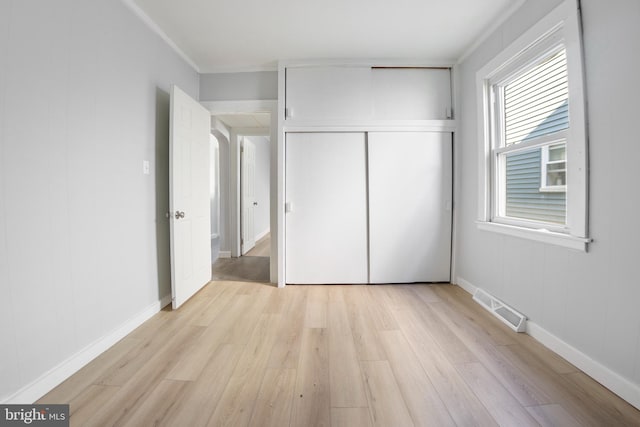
[240,135,271,257]
[208,110,273,283]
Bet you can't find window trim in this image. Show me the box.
[476,0,590,251]
[476,220,590,251]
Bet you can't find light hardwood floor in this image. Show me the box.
[38,282,640,426]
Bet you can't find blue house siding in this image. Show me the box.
[506,147,566,224]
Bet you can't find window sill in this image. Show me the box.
[539,186,566,193]
[476,221,590,251]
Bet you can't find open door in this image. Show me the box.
[241,138,256,255]
[169,85,211,309]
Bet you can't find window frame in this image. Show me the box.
[491,40,568,231]
[476,0,590,251]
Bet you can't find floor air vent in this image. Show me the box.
[472,288,527,332]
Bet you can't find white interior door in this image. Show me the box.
[170,85,211,309]
[241,138,256,255]
[368,132,452,283]
[285,132,368,284]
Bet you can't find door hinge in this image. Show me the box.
[241,237,244,245]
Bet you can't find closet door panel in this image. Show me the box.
[285,132,368,284]
[368,132,452,283]
[285,67,372,122]
[371,68,452,120]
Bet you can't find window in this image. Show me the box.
[495,47,569,227]
[541,143,567,191]
[476,1,589,250]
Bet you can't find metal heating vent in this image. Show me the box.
[472,288,527,332]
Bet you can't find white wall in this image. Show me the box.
[455,0,640,406]
[211,118,231,256]
[0,0,199,402]
[200,71,278,101]
[245,136,270,240]
[210,135,220,260]
[217,138,230,254]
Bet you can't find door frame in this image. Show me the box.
[201,100,280,284]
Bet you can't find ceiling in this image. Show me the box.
[129,0,522,73]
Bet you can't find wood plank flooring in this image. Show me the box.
[38,282,640,426]
[211,234,271,282]
[211,257,270,283]
[245,233,271,258]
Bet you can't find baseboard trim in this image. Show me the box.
[218,251,231,258]
[527,322,640,410]
[2,294,172,404]
[456,276,640,411]
[255,228,270,242]
[455,276,477,295]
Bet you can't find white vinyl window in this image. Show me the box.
[492,46,569,226]
[476,0,590,250]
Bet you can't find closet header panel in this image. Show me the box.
[285,67,372,122]
[371,68,451,120]
[285,66,451,123]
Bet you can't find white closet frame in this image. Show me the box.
[276,59,458,287]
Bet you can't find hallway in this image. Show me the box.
[211,234,270,283]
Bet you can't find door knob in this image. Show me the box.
[174,211,185,219]
[253,202,258,206]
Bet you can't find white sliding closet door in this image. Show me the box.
[368,132,452,283]
[285,133,368,284]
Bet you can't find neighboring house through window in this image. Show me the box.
[540,142,567,192]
